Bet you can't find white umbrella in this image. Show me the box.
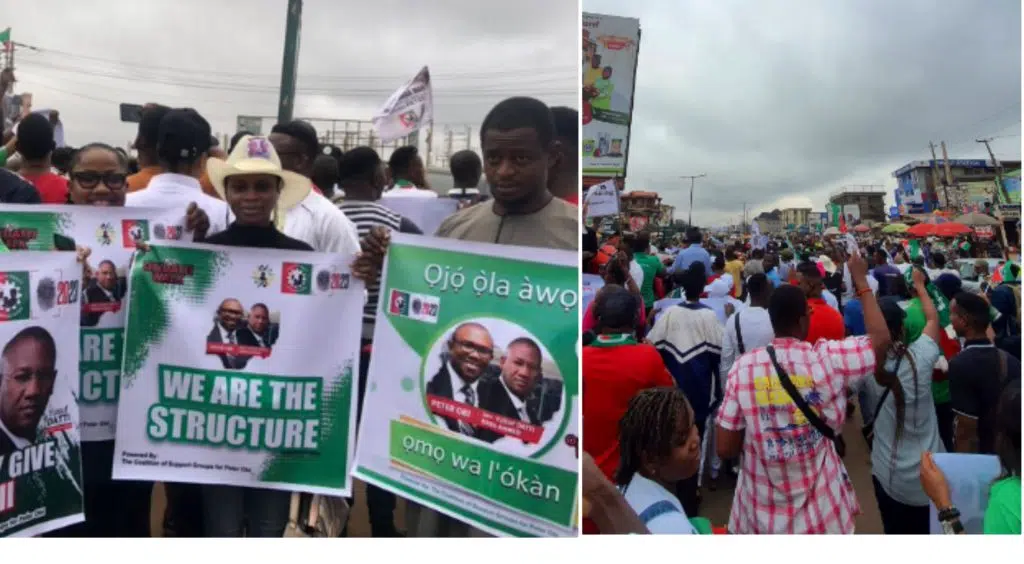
[823,226,841,236]
[954,212,1000,227]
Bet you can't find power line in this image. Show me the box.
[15,42,576,82]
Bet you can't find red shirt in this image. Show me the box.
[805,297,845,343]
[22,172,68,204]
[583,335,673,481]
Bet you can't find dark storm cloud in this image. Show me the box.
[586,0,1022,226]
[4,0,576,147]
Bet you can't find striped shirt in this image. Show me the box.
[337,200,411,337]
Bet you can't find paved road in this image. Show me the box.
[699,408,885,534]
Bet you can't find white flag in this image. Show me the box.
[372,66,433,142]
[584,179,620,218]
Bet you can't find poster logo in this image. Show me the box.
[387,288,439,324]
[252,265,275,288]
[399,109,420,128]
[121,219,149,248]
[281,262,312,295]
[153,223,184,241]
[95,222,117,246]
[388,289,409,316]
[0,271,30,321]
[315,269,351,292]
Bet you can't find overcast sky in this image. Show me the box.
[586,0,1022,226]
[4,0,576,159]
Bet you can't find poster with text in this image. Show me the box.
[353,234,579,537]
[582,12,640,177]
[0,204,188,442]
[112,243,363,496]
[0,251,84,537]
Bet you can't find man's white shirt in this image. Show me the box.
[446,362,479,407]
[284,190,361,254]
[499,377,530,422]
[125,173,231,236]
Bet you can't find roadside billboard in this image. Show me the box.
[582,12,640,178]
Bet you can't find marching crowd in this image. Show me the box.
[581,223,1021,535]
[1,86,581,537]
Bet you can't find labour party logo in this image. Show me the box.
[121,219,149,248]
[281,262,312,295]
[0,271,31,321]
[388,289,409,316]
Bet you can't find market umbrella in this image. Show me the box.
[882,223,909,233]
[823,226,840,236]
[907,223,936,237]
[954,212,1000,227]
[853,224,870,233]
[934,222,972,237]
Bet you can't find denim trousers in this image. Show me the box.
[201,484,290,537]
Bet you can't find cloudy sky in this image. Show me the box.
[4,0,576,164]
[586,0,1022,226]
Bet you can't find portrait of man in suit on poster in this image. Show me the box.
[240,303,277,349]
[81,259,127,327]
[0,327,58,457]
[425,322,495,438]
[206,298,260,370]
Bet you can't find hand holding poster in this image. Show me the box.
[353,234,579,537]
[583,179,620,218]
[0,251,84,537]
[112,243,363,496]
[928,453,1001,534]
[0,204,189,442]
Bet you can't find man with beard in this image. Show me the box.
[0,327,58,456]
[478,337,545,443]
[82,260,125,327]
[206,298,259,370]
[426,322,494,437]
[240,303,276,349]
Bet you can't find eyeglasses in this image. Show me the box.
[454,339,493,356]
[71,171,128,190]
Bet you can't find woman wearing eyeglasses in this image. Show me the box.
[53,142,209,538]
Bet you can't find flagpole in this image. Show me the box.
[425,119,434,170]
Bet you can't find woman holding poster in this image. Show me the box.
[199,135,314,537]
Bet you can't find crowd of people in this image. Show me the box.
[581,223,1021,535]
[1,86,581,537]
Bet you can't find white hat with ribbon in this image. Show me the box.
[206,134,311,214]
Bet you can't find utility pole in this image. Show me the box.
[977,138,1010,203]
[929,142,949,210]
[680,173,706,227]
[277,0,303,124]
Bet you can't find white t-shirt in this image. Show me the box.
[629,260,645,290]
[284,190,361,254]
[124,173,231,236]
[381,186,438,199]
[622,473,697,534]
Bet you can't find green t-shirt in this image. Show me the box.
[0,146,7,167]
[634,252,663,308]
[984,476,1021,535]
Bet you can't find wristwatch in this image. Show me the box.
[938,506,964,534]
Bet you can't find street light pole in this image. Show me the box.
[277,0,303,124]
[680,174,706,226]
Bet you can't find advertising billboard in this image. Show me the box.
[582,12,640,178]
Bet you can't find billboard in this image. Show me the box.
[582,12,640,178]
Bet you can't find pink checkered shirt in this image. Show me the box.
[717,336,876,534]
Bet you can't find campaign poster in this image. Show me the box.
[112,243,363,496]
[352,234,579,537]
[0,251,84,537]
[0,204,187,442]
[582,12,640,177]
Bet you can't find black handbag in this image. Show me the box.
[767,346,847,458]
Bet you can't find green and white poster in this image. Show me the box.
[352,234,580,537]
[0,204,187,442]
[112,243,363,496]
[0,251,84,537]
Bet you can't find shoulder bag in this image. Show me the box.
[859,355,904,451]
[767,345,847,458]
[734,312,745,355]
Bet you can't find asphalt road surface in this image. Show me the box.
[699,407,885,534]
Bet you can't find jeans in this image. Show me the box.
[43,440,152,537]
[343,342,397,537]
[202,484,290,537]
[872,476,930,534]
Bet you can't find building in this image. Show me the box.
[780,207,812,230]
[891,159,1023,214]
[619,191,661,232]
[754,209,783,235]
[829,186,886,225]
[808,211,827,232]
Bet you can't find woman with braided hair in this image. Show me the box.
[867,266,944,534]
[614,387,702,534]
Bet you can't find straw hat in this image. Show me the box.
[206,134,311,212]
